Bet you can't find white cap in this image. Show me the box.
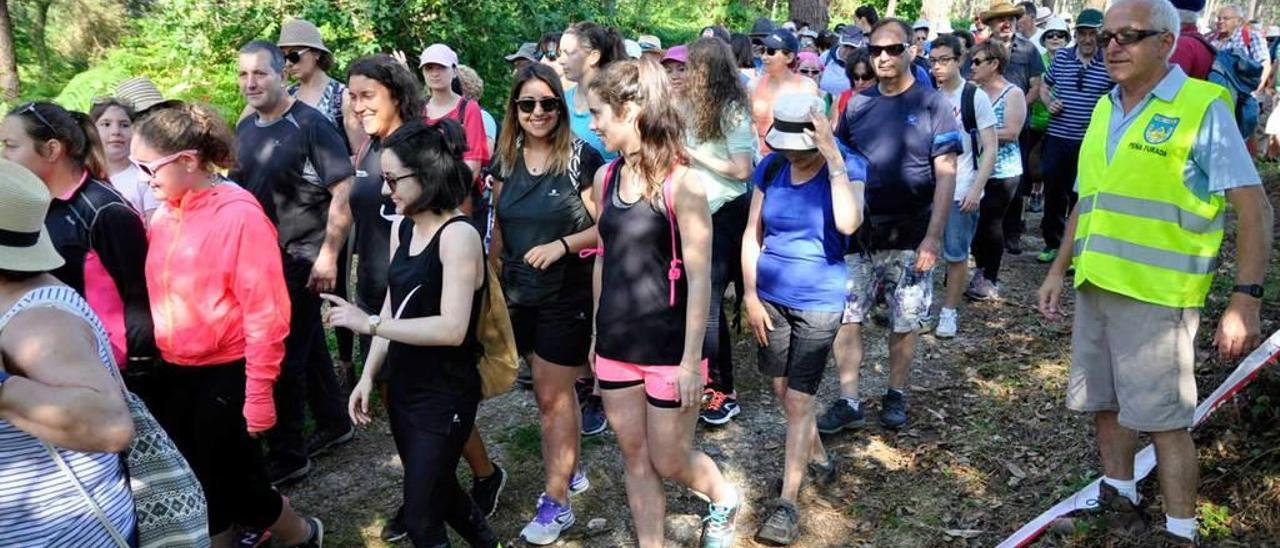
[624,39,642,59]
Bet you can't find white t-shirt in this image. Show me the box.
[109,164,161,215]
[941,82,997,200]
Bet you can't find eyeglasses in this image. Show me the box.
[382,171,416,191]
[1099,29,1165,46]
[130,149,197,178]
[1044,31,1070,41]
[16,103,57,135]
[867,44,908,57]
[799,68,822,76]
[926,55,957,66]
[764,47,790,56]
[284,48,309,64]
[515,97,561,114]
[971,56,994,66]
[538,50,558,61]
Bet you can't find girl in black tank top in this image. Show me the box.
[329,119,499,547]
[584,59,742,548]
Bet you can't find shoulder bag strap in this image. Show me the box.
[579,158,622,260]
[41,442,130,548]
[661,173,683,308]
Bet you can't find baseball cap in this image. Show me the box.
[1074,8,1103,29]
[661,45,688,64]
[760,28,800,53]
[419,44,458,68]
[624,39,642,59]
[638,34,662,51]
[838,27,866,48]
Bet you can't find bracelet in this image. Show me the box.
[559,238,570,254]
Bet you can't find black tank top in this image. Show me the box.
[594,162,687,365]
[385,216,484,402]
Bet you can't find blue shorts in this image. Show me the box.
[942,201,979,263]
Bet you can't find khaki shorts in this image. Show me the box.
[1067,283,1199,432]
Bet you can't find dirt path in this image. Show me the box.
[286,170,1280,547]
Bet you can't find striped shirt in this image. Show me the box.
[0,286,136,547]
[1044,47,1114,141]
[1210,27,1270,65]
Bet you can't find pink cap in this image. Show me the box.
[419,43,458,68]
[797,51,821,67]
[661,45,688,64]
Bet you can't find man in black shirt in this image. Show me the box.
[231,40,355,485]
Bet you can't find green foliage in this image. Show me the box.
[20,0,765,119]
[1198,501,1233,539]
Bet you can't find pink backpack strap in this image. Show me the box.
[577,158,622,260]
[661,175,682,308]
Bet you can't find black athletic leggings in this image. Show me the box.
[973,176,1022,283]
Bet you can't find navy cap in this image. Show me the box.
[1169,0,1205,11]
[751,17,777,37]
[760,28,801,53]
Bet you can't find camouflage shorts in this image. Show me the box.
[842,250,935,333]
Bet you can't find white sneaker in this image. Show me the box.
[569,467,590,496]
[520,493,575,545]
[935,309,958,338]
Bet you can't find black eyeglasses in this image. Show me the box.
[926,55,957,66]
[1099,29,1165,46]
[1044,31,1070,41]
[17,103,57,134]
[765,47,789,56]
[868,44,908,57]
[538,50,558,61]
[515,97,561,114]
[382,171,416,190]
[284,48,309,64]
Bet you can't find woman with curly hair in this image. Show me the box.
[680,37,755,426]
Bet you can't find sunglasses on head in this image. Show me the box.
[130,149,197,178]
[382,171,416,191]
[867,44,908,57]
[1099,29,1165,46]
[515,97,561,114]
[284,48,309,64]
[16,103,57,134]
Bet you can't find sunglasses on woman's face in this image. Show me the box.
[284,48,309,64]
[538,50,558,61]
[1044,32,1069,41]
[852,73,875,82]
[799,68,822,76]
[382,171,416,191]
[515,97,561,114]
[765,47,790,56]
[130,149,197,178]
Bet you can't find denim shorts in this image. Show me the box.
[756,300,842,395]
[942,201,980,263]
[843,250,935,333]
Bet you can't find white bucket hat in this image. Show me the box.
[0,159,64,272]
[765,94,826,152]
[277,18,331,54]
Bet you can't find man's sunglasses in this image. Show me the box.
[383,171,416,191]
[284,48,310,64]
[1099,29,1165,46]
[515,97,561,114]
[868,44,908,57]
[130,149,197,178]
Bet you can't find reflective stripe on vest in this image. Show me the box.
[1073,77,1231,308]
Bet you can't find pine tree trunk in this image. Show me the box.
[886,0,899,18]
[0,0,18,101]
[922,0,949,34]
[789,0,830,30]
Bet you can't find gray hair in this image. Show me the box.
[1177,9,1198,26]
[239,40,286,75]
[1111,0,1180,60]
[1217,4,1243,18]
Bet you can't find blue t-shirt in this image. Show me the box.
[755,152,867,312]
[564,87,618,162]
[836,79,962,251]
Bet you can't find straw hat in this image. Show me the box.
[980,1,1026,23]
[277,18,331,54]
[114,77,178,114]
[0,159,64,273]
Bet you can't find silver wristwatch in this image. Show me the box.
[368,315,382,337]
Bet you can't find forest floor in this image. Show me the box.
[285,165,1280,548]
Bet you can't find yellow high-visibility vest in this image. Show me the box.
[1073,77,1232,308]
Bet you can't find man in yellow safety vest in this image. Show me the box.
[1037,0,1273,544]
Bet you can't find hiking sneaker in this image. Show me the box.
[965,275,1001,301]
[935,308,957,338]
[569,467,590,496]
[298,516,324,548]
[267,459,311,487]
[1037,248,1058,264]
[755,499,801,545]
[471,462,508,518]
[1006,238,1023,255]
[306,424,355,458]
[519,493,575,546]
[1027,192,1044,213]
[516,356,533,388]
[817,399,865,434]
[1152,528,1198,547]
[700,497,741,548]
[380,511,407,542]
[581,395,608,436]
[879,390,909,430]
[700,388,741,425]
[1050,482,1149,537]
[807,451,838,487]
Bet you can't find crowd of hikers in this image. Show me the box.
[0,0,1275,546]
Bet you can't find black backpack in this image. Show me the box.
[959,83,980,171]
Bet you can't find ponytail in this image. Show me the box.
[134,102,236,171]
[70,112,109,180]
[5,102,108,179]
[568,21,627,69]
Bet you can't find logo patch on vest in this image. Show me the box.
[1143,114,1179,145]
